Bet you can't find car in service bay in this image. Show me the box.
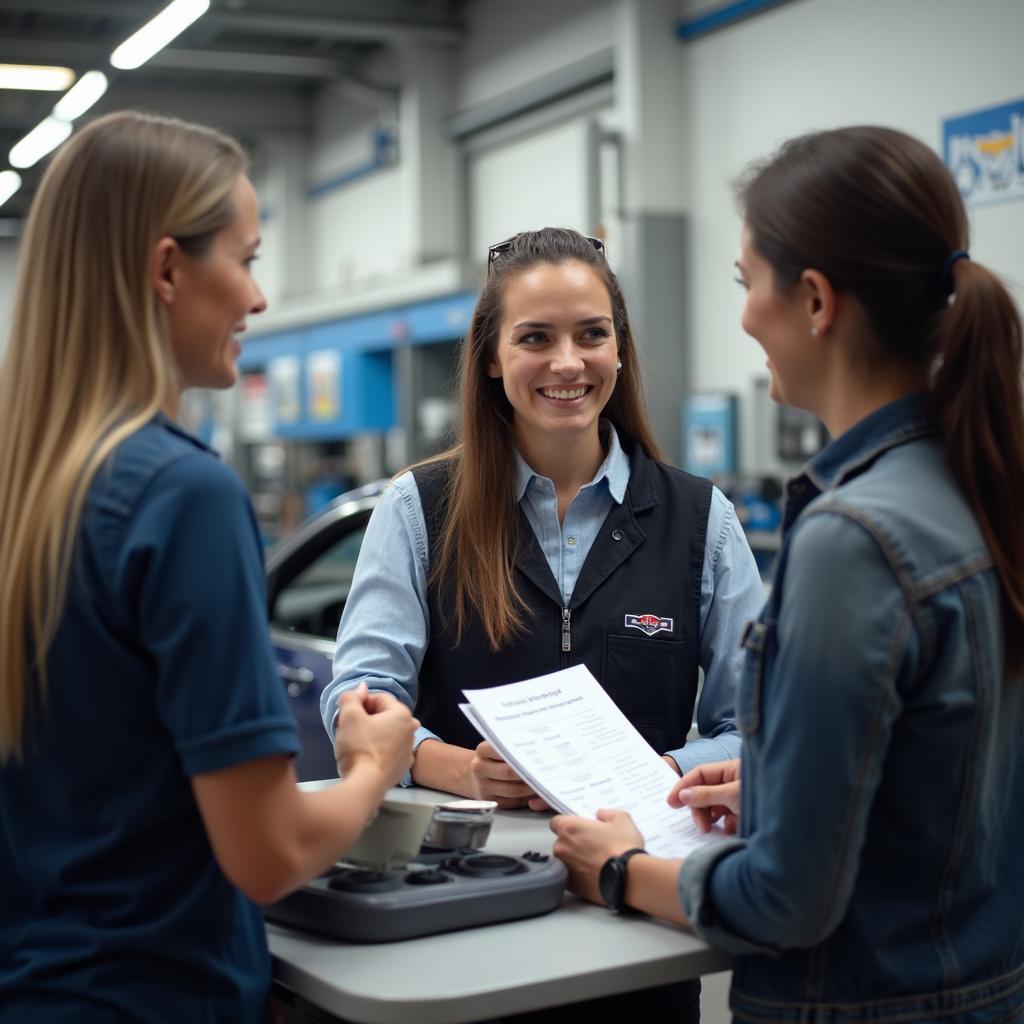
[265,481,385,782]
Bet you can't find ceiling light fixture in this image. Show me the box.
[0,170,21,208]
[110,0,210,71]
[9,117,73,170]
[0,64,75,92]
[52,70,109,121]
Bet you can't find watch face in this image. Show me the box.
[598,857,624,910]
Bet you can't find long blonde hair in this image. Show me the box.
[0,110,247,760]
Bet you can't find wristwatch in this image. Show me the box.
[598,847,646,912]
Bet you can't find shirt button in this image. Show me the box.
[567,536,577,546]
[611,529,623,541]
[534,479,544,490]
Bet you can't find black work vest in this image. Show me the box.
[412,439,712,755]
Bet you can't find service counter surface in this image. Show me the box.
[267,783,731,1024]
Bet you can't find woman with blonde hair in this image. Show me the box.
[0,110,416,1022]
[323,226,765,1022]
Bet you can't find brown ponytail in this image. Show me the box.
[932,258,1024,675]
[738,126,1024,678]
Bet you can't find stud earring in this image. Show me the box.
[810,326,819,338]
[616,360,622,372]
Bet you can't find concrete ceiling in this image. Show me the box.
[0,0,466,223]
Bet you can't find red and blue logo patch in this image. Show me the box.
[624,613,673,637]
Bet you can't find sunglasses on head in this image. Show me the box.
[486,234,606,274]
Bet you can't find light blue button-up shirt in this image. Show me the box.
[322,426,766,774]
[516,428,625,607]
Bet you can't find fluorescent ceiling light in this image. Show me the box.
[9,117,73,169]
[0,64,75,91]
[0,170,21,208]
[110,0,210,70]
[53,71,108,121]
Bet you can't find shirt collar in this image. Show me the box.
[514,420,630,504]
[806,392,933,490]
[154,410,219,456]
[782,392,934,531]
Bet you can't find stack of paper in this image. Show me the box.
[460,665,728,858]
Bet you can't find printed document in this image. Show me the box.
[460,664,728,858]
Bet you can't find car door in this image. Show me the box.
[265,485,381,782]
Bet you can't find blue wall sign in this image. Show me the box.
[943,97,1024,208]
[683,393,738,478]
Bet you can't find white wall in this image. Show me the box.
[468,118,595,255]
[307,80,411,292]
[454,0,622,276]
[310,165,409,291]
[613,0,690,215]
[457,0,615,110]
[250,133,310,307]
[399,43,462,266]
[681,0,1024,469]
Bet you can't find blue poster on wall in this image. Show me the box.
[943,97,1024,207]
[683,393,738,478]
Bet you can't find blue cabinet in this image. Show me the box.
[237,291,475,442]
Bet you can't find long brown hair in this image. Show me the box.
[0,111,247,761]
[738,126,1024,677]
[429,227,664,650]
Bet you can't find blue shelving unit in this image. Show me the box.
[237,291,476,442]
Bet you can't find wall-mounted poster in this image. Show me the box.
[238,371,272,442]
[307,349,342,422]
[268,355,301,426]
[683,393,738,477]
[943,97,1024,207]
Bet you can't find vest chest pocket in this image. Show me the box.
[736,619,771,737]
[601,632,692,753]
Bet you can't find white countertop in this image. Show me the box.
[268,783,731,1024]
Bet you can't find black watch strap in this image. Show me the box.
[601,847,646,912]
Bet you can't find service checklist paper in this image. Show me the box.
[460,664,728,858]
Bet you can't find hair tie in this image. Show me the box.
[941,249,969,296]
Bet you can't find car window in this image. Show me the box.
[270,526,367,639]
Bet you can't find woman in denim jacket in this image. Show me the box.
[550,126,1024,1022]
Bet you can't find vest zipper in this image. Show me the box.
[561,607,571,653]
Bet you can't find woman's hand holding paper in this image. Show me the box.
[669,758,741,834]
[549,809,645,905]
[468,740,542,809]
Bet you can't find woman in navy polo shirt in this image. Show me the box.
[550,127,1024,1022]
[0,111,416,1022]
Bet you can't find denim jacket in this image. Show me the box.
[678,394,1024,1022]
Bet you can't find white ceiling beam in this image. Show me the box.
[0,2,463,45]
[199,11,463,45]
[148,48,342,78]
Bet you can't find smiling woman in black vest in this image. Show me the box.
[321,226,764,1021]
[323,226,763,802]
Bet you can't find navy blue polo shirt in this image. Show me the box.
[0,414,299,1022]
